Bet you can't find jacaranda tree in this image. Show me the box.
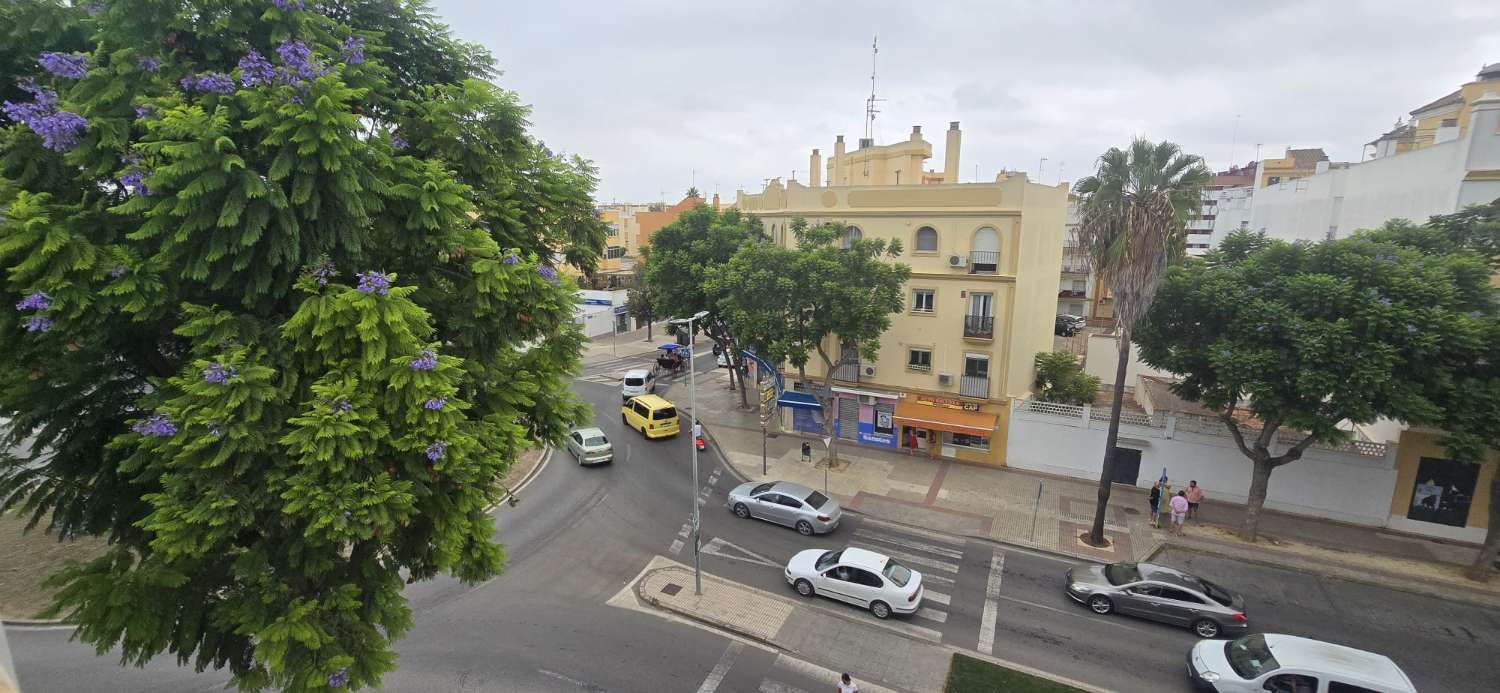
[0,1,602,690]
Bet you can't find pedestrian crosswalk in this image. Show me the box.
[849,523,969,630]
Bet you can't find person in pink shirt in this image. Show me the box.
[1168,491,1190,535]
[1185,480,1205,519]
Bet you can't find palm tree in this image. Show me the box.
[1073,138,1210,547]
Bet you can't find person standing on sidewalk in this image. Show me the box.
[837,673,859,693]
[1185,480,1204,519]
[1168,490,1190,536]
[1148,481,1163,528]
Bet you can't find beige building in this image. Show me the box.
[737,123,1069,466]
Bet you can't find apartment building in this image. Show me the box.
[737,122,1068,466]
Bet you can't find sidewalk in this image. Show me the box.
[673,369,1500,605]
[580,322,672,363]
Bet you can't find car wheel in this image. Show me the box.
[1087,595,1113,615]
[641,426,648,437]
[733,503,751,519]
[869,601,891,619]
[794,579,814,597]
[796,520,814,536]
[1193,619,1221,638]
[620,413,627,425]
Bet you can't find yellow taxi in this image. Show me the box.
[621,394,679,439]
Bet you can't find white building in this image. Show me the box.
[574,289,631,338]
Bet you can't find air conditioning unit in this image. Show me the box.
[937,373,953,385]
[948,255,968,268]
[862,365,877,377]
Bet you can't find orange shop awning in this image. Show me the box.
[892,401,997,436]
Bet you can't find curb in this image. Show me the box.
[489,445,552,511]
[1,617,68,628]
[633,567,782,652]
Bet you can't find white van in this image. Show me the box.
[1188,634,1416,693]
[621,369,656,401]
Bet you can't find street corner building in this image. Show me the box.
[736,122,1070,466]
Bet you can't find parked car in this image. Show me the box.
[1054,314,1084,336]
[564,427,613,466]
[1065,561,1246,638]
[784,547,922,619]
[726,480,842,535]
[1187,633,1416,693]
[621,368,656,401]
[621,393,679,439]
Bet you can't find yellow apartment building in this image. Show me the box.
[737,122,1068,465]
[1257,147,1331,188]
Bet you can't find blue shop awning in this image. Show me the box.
[776,391,822,411]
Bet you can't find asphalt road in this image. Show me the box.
[9,347,1500,692]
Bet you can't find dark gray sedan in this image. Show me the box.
[1065,561,1247,638]
[726,480,842,536]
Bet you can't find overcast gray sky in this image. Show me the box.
[432,0,1500,204]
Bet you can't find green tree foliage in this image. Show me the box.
[1033,351,1100,406]
[710,219,910,462]
[1135,229,1493,543]
[625,248,657,340]
[0,1,599,689]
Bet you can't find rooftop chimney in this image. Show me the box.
[833,136,847,186]
[809,148,822,188]
[910,125,923,141]
[944,121,962,184]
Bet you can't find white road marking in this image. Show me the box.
[695,641,744,693]
[538,669,591,689]
[669,539,685,555]
[701,537,782,568]
[771,654,904,693]
[853,528,964,560]
[919,572,954,588]
[759,679,811,693]
[858,516,967,547]
[915,606,949,623]
[851,542,958,574]
[923,589,951,606]
[978,553,1005,655]
[679,524,690,539]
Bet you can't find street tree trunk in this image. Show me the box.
[1466,472,1500,581]
[1242,456,1275,543]
[813,344,840,465]
[645,312,652,342]
[1088,336,1132,546]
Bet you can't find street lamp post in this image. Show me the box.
[670,310,710,595]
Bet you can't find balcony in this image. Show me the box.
[832,360,860,383]
[1060,263,1090,274]
[1058,289,1087,298]
[963,315,994,339]
[959,375,990,399]
[969,251,998,275]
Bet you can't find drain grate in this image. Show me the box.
[661,582,682,596]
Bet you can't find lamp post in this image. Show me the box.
[669,310,710,595]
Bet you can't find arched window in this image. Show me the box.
[914,226,938,252]
[971,226,1000,274]
[841,225,863,249]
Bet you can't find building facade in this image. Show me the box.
[737,123,1068,466]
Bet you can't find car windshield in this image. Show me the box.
[1200,579,1235,607]
[804,491,830,509]
[624,377,643,386]
[1224,634,1279,679]
[814,550,843,572]
[751,482,775,495]
[652,407,676,419]
[584,436,607,447]
[883,560,912,587]
[1104,562,1142,586]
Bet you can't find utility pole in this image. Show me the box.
[670,310,710,596]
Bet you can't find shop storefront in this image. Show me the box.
[1387,428,1497,543]
[779,381,1010,465]
[892,395,1003,466]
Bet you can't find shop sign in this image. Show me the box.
[915,394,983,412]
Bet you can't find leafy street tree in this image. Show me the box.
[1135,229,1494,544]
[1033,351,1101,406]
[1071,138,1210,546]
[644,204,763,404]
[711,219,909,463]
[626,248,657,340]
[0,1,600,690]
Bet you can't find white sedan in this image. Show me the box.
[784,547,922,619]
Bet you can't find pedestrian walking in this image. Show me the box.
[837,673,859,693]
[1148,481,1162,528]
[801,441,812,464]
[1185,480,1204,519]
[1168,490,1190,536]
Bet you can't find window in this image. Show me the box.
[605,246,626,259]
[1225,634,1280,678]
[652,406,676,420]
[757,493,784,505]
[804,491,830,509]
[907,348,932,371]
[1104,563,1142,585]
[949,432,989,450]
[815,550,842,571]
[911,289,934,313]
[584,436,607,447]
[571,432,583,445]
[841,225,862,248]
[1071,279,1085,293]
[777,495,803,509]
[751,482,775,495]
[1127,584,1162,597]
[1440,117,1459,127]
[633,402,649,417]
[914,226,938,252]
[1266,175,1281,185]
[963,354,989,378]
[1157,587,1204,604]
[1329,683,1380,693]
[882,560,912,587]
[1264,674,1318,693]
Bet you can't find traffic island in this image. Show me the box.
[945,653,1088,693]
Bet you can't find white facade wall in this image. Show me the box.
[574,289,630,338]
[1084,334,1174,387]
[1206,186,1255,250]
[1006,402,1400,526]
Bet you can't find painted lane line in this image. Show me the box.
[923,589,951,606]
[915,606,949,623]
[538,669,591,689]
[701,537,782,568]
[853,528,964,560]
[851,543,959,574]
[669,539,685,555]
[857,515,967,548]
[759,679,811,693]
[695,641,745,693]
[978,552,1005,656]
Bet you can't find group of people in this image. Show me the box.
[1148,479,1204,536]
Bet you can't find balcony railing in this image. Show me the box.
[1060,263,1090,274]
[959,375,990,399]
[963,315,994,339]
[832,360,860,383]
[969,251,998,275]
[1058,289,1087,298]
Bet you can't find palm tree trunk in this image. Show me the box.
[1088,336,1131,545]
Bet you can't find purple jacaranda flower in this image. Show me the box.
[84,2,104,16]
[340,36,365,65]
[181,72,236,95]
[410,349,437,371]
[201,362,236,384]
[39,52,89,79]
[276,40,328,82]
[273,0,306,11]
[119,167,151,196]
[327,668,349,689]
[137,56,162,72]
[22,316,53,333]
[108,265,128,278]
[132,413,177,437]
[537,265,558,284]
[356,271,390,295]
[310,261,337,287]
[134,104,154,120]
[1377,298,1392,307]
[1470,311,1485,319]
[33,111,88,151]
[16,291,51,311]
[390,134,407,150]
[333,399,353,414]
[237,50,276,87]
[425,441,447,461]
[424,398,446,410]
[501,252,518,265]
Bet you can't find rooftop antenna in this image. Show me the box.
[862,36,883,178]
[1228,114,1241,168]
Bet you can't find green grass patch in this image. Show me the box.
[945,653,1088,693]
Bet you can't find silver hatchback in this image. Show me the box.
[565,427,613,465]
[1065,561,1247,638]
[726,480,841,535]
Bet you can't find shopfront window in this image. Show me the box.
[1406,456,1479,527]
[946,431,990,450]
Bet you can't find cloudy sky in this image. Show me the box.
[431,0,1500,204]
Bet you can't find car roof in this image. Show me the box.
[839,547,891,572]
[629,394,673,408]
[623,369,651,378]
[1261,634,1413,689]
[572,426,606,438]
[770,481,815,498]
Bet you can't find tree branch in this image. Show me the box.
[1219,404,1256,460]
[1271,432,1320,468]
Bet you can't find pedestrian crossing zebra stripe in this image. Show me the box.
[923,589,951,606]
[853,528,964,560]
[758,680,809,693]
[919,572,954,588]
[915,606,948,623]
[858,515,968,548]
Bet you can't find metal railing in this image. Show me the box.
[832,360,860,383]
[1058,289,1086,298]
[963,315,994,339]
[959,375,989,398]
[969,251,999,274]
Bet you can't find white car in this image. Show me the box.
[784,547,922,619]
[620,369,656,401]
[1187,633,1416,693]
[564,427,613,466]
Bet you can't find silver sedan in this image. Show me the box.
[1064,561,1247,638]
[726,480,842,535]
[564,427,613,466]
